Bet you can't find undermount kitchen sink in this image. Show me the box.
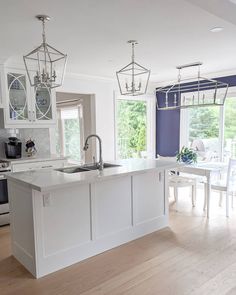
[56,163,121,174]
[83,163,121,170]
[56,167,91,174]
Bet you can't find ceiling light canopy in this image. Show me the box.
[23,15,67,89]
[156,62,229,110]
[116,40,150,96]
[210,27,224,33]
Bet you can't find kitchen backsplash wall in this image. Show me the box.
[0,129,10,157]
[0,128,50,158]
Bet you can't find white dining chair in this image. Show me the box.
[171,172,208,212]
[210,158,236,217]
[191,139,213,162]
[169,175,197,210]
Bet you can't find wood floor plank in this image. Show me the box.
[1,191,236,295]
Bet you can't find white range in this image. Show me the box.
[6,158,176,278]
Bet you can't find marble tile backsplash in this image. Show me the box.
[0,128,50,158]
[0,129,11,157]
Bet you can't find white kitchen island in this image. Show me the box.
[6,159,175,278]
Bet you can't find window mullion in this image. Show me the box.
[219,105,225,162]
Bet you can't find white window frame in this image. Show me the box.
[114,92,156,160]
[56,104,84,163]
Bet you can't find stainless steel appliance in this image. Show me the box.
[0,160,11,226]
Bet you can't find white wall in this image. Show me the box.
[56,73,116,161]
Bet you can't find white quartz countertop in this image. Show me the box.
[6,159,177,192]
[1,155,68,164]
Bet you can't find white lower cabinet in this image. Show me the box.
[8,169,168,278]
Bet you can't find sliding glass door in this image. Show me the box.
[188,106,220,160]
[180,93,236,162]
[224,97,236,160]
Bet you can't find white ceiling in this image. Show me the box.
[1,0,236,82]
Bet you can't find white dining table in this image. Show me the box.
[175,162,228,218]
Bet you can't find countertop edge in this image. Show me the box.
[6,162,177,193]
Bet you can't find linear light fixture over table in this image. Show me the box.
[156,62,229,110]
[116,40,150,96]
[23,15,67,89]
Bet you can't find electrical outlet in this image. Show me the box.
[43,193,51,207]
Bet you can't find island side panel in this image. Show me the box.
[132,169,168,233]
[8,180,37,277]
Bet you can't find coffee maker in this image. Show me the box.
[5,137,22,159]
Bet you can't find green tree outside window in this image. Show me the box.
[117,100,147,159]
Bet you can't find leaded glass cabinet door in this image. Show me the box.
[7,72,29,121]
[34,83,53,121]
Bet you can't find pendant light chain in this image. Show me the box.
[131,42,135,93]
[42,18,46,44]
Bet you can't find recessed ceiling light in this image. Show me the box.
[210,27,224,33]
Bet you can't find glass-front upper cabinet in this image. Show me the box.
[7,72,29,121]
[34,83,53,121]
[2,67,56,128]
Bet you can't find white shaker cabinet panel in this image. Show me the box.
[41,184,91,256]
[133,170,165,225]
[8,183,35,258]
[91,176,132,239]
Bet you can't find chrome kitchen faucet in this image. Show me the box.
[83,134,104,171]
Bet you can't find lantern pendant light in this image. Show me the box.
[156,62,229,110]
[23,15,67,89]
[116,40,150,96]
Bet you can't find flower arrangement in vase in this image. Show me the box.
[176,146,197,164]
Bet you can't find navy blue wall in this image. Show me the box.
[156,92,180,156]
[155,75,236,157]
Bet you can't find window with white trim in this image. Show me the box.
[115,95,155,160]
[56,105,83,162]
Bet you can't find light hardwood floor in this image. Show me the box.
[1,187,236,295]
